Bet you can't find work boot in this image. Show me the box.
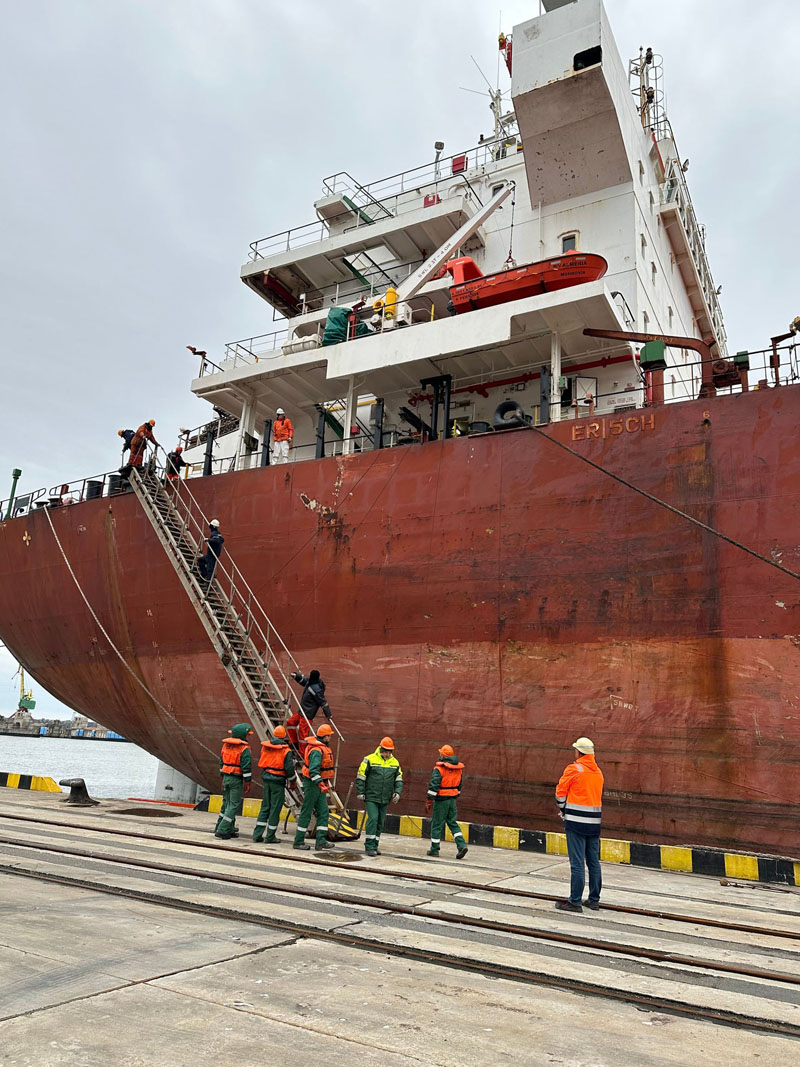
[555,900,583,913]
[456,846,468,859]
[315,841,335,851]
[264,836,279,844]
[426,849,439,857]
[365,849,381,857]
[583,900,600,911]
[252,835,264,843]
[293,843,311,851]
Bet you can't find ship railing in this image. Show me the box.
[248,192,406,261]
[659,157,727,353]
[195,269,439,385]
[147,445,345,742]
[321,135,520,203]
[246,135,518,262]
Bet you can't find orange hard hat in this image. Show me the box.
[272,725,287,739]
[117,429,125,436]
[175,445,183,453]
[438,744,454,758]
[148,419,156,426]
[379,736,394,750]
[317,723,334,738]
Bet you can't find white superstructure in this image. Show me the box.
[183,0,725,475]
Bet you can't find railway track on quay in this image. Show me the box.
[1,807,799,1040]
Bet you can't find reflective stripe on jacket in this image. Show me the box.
[428,760,464,798]
[220,737,250,777]
[555,754,604,836]
[356,748,403,804]
[302,738,334,783]
[258,740,292,778]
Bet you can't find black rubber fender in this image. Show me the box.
[493,399,530,430]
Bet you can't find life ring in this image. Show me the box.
[493,399,530,430]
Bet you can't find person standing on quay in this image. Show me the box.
[554,736,604,913]
[293,723,336,852]
[425,744,468,859]
[272,408,293,464]
[356,736,403,857]
[253,725,296,844]
[215,722,253,839]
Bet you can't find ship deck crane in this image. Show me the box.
[375,180,514,328]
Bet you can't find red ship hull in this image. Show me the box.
[448,252,608,313]
[1,387,799,854]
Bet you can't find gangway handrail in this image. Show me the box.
[149,443,345,742]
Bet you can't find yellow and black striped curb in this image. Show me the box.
[0,772,62,793]
[194,794,799,886]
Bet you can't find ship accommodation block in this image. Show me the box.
[188,0,724,473]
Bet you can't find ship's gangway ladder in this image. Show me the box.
[128,454,353,834]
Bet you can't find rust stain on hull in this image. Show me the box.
[1,388,799,852]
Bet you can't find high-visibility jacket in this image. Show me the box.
[302,737,334,784]
[258,740,293,778]
[356,748,403,804]
[220,737,250,777]
[273,416,293,442]
[555,754,604,836]
[428,759,464,798]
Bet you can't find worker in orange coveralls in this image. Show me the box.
[121,420,159,479]
[271,408,293,464]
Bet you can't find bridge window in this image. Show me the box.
[574,46,602,71]
[561,233,577,253]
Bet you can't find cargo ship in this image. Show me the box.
[1,0,799,853]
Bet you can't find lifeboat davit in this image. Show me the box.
[446,251,608,314]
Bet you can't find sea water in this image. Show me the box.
[0,735,158,799]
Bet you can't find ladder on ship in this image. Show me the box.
[128,458,348,827]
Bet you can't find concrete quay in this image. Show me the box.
[0,789,798,1066]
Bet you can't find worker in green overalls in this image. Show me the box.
[425,744,468,859]
[293,723,336,851]
[356,736,403,856]
[253,725,296,844]
[215,722,253,839]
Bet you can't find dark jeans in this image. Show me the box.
[566,829,601,905]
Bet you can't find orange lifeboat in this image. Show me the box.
[446,251,608,314]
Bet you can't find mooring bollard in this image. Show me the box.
[58,778,99,806]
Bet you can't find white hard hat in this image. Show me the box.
[572,736,594,753]
[276,407,285,415]
[209,519,220,527]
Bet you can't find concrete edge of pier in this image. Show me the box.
[191,791,800,888]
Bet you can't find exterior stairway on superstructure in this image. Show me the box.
[129,463,343,820]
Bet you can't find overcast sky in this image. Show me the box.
[1,0,798,717]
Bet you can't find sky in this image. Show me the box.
[1,0,798,716]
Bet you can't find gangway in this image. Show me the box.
[128,456,352,831]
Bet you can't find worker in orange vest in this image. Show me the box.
[253,725,296,844]
[215,722,253,839]
[554,736,604,913]
[293,723,336,851]
[425,744,468,859]
[271,408,293,464]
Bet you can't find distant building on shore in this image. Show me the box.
[0,710,127,741]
